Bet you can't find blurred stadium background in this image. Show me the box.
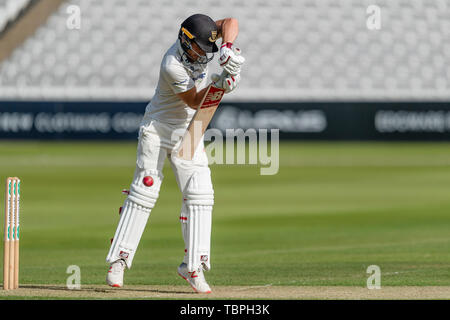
[0,0,450,297]
[0,0,449,140]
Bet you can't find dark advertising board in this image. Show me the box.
[211,102,450,140]
[1,101,449,140]
[0,101,146,140]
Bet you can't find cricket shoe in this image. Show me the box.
[106,259,126,288]
[177,263,212,294]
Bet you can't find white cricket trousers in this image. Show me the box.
[106,118,214,272]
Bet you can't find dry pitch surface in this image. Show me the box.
[1,285,450,299]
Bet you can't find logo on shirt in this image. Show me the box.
[192,73,206,82]
[172,79,188,86]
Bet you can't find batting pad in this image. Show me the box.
[106,169,162,268]
[180,171,214,272]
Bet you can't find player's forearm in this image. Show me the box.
[216,18,239,43]
[190,86,209,109]
[178,86,210,110]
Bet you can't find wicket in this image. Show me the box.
[3,177,20,290]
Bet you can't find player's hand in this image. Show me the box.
[211,73,240,94]
[219,43,245,76]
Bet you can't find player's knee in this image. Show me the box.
[128,169,163,209]
[183,170,214,206]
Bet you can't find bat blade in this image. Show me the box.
[177,85,225,160]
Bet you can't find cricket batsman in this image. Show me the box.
[105,14,245,293]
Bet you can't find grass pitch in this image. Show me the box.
[0,141,449,299]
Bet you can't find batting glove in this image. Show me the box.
[211,73,240,94]
[219,43,245,76]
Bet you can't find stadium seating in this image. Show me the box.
[0,0,448,101]
[0,0,32,32]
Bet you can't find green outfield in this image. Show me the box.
[0,141,449,297]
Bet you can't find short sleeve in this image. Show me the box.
[161,63,195,94]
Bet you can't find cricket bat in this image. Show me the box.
[177,79,226,160]
[177,47,242,160]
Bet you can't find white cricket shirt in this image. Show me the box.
[143,40,209,125]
